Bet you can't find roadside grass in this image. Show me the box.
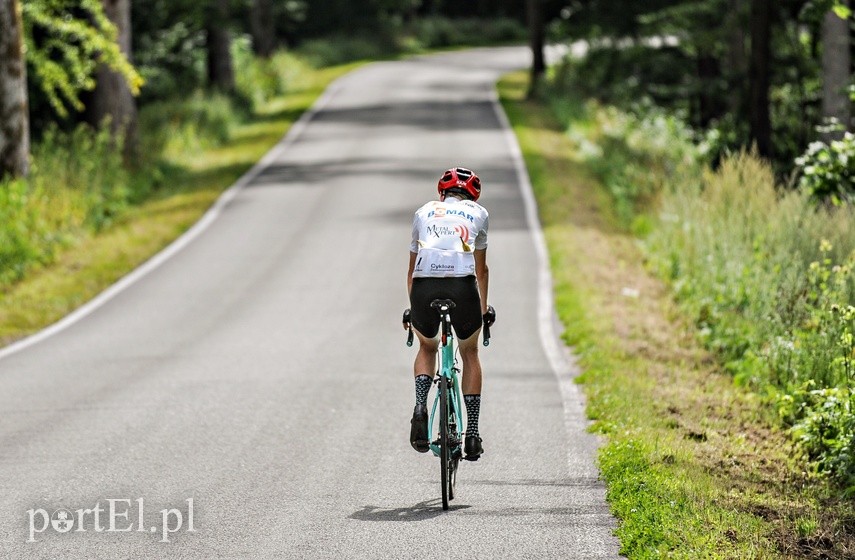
[0,63,359,347]
[499,70,855,558]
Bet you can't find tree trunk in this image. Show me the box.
[526,0,545,98]
[726,0,747,116]
[0,0,29,179]
[748,0,772,158]
[207,0,235,92]
[821,3,851,140]
[696,53,722,128]
[87,0,137,157]
[250,0,274,57]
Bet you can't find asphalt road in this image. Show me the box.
[0,47,621,558]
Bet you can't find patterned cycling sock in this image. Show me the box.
[464,394,481,437]
[415,374,432,406]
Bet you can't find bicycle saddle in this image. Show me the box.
[430,299,456,311]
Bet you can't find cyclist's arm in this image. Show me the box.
[474,248,488,315]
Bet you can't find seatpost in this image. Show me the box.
[441,308,451,346]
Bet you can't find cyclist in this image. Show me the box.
[405,167,496,461]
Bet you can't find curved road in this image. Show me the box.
[0,48,620,558]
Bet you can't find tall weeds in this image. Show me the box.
[546,83,855,489]
[0,124,129,285]
[647,153,855,487]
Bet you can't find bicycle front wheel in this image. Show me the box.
[439,375,450,511]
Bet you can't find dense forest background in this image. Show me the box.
[1,0,852,188]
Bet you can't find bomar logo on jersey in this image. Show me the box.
[427,208,475,222]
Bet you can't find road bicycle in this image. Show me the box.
[403,300,491,511]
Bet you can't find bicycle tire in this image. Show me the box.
[448,400,459,501]
[439,375,450,511]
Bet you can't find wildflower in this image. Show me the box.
[820,239,833,253]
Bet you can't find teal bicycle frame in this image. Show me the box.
[428,321,464,458]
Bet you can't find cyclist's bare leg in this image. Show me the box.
[458,328,483,394]
[459,328,485,457]
[413,329,438,377]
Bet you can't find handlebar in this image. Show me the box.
[403,306,495,347]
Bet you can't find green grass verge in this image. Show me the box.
[499,71,855,558]
[0,63,360,346]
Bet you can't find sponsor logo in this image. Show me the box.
[427,209,475,222]
[453,224,469,241]
[430,263,455,271]
[426,224,470,241]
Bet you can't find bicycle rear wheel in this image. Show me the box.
[448,397,460,501]
[439,375,450,511]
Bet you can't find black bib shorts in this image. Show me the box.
[409,276,482,340]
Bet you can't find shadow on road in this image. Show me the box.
[349,499,471,522]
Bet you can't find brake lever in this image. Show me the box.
[403,308,413,347]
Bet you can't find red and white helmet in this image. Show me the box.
[437,167,481,201]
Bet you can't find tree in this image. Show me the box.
[526,0,545,98]
[821,2,851,140]
[726,0,748,116]
[748,0,772,157]
[207,0,235,92]
[250,0,274,57]
[87,0,138,155]
[0,0,29,178]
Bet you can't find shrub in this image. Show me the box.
[795,131,855,205]
[32,124,129,231]
[233,38,313,109]
[0,123,131,284]
[140,91,239,156]
[0,179,53,284]
[646,151,855,486]
[135,21,207,103]
[547,32,855,491]
[297,34,397,67]
[556,96,704,225]
[409,16,525,49]
[550,44,694,110]
[783,386,855,490]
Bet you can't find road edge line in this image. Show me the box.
[489,84,600,475]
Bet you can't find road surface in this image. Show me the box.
[0,47,621,558]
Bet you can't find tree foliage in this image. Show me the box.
[552,0,853,175]
[22,0,142,117]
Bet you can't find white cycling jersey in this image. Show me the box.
[410,197,489,278]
